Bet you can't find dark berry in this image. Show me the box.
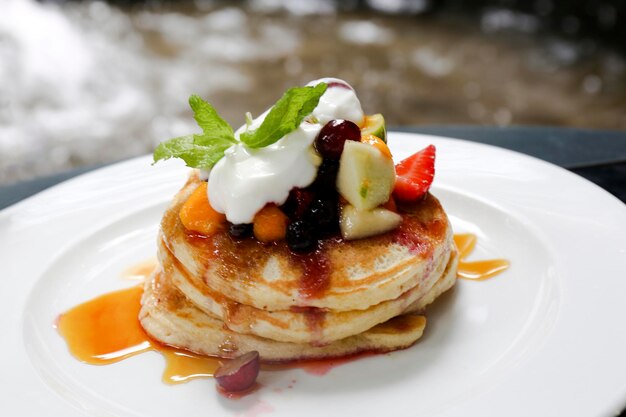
[287,220,317,253]
[327,81,352,90]
[308,197,339,236]
[282,188,314,220]
[215,351,260,393]
[311,159,339,192]
[315,120,361,160]
[228,223,252,239]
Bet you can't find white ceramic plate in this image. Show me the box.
[2,133,625,417]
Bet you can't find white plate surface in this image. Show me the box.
[2,133,626,417]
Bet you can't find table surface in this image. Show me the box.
[1,126,625,417]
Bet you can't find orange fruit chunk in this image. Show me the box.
[253,204,288,243]
[360,134,392,159]
[179,182,226,236]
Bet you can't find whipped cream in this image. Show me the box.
[307,78,365,125]
[208,78,364,224]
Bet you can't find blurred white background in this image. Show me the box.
[1,0,624,185]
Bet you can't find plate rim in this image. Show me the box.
[2,132,626,417]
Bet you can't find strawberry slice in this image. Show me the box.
[393,145,436,202]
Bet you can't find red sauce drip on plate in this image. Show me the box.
[265,351,377,376]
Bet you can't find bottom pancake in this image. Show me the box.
[139,254,458,362]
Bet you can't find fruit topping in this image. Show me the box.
[253,204,289,243]
[228,223,253,239]
[326,80,352,90]
[179,182,226,236]
[393,145,436,202]
[360,134,392,159]
[337,140,395,211]
[311,159,339,192]
[339,204,402,240]
[286,219,317,253]
[282,188,314,220]
[381,196,398,213]
[315,119,361,160]
[360,113,387,143]
[215,351,260,393]
[307,196,340,237]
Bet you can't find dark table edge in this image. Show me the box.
[4,126,624,210]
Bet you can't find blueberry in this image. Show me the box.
[229,223,252,239]
[282,188,314,220]
[311,160,339,192]
[287,220,317,253]
[308,197,339,236]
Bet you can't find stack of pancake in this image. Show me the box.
[140,172,458,362]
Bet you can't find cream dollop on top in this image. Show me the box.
[208,78,364,224]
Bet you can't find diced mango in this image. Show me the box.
[253,204,288,243]
[179,182,226,236]
[361,134,392,159]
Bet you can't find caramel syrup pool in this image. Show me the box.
[56,234,509,384]
[454,234,510,280]
[56,263,223,384]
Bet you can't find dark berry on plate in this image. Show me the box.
[215,351,260,392]
[315,120,361,160]
[229,223,252,239]
[311,159,339,191]
[308,197,339,236]
[287,219,317,253]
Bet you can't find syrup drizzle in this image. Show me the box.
[160,349,222,384]
[56,276,223,384]
[57,233,509,387]
[454,234,510,280]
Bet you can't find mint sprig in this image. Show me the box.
[153,96,236,169]
[153,135,234,168]
[188,94,234,144]
[153,83,327,168]
[240,83,327,148]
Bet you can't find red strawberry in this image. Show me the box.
[393,145,436,202]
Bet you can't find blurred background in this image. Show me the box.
[0,0,625,185]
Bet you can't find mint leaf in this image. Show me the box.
[153,135,231,168]
[240,83,327,148]
[153,84,328,168]
[189,95,235,144]
[153,95,237,168]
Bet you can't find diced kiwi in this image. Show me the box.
[361,114,387,143]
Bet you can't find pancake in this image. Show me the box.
[159,234,458,344]
[140,267,444,362]
[160,171,455,312]
[141,169,458,361]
